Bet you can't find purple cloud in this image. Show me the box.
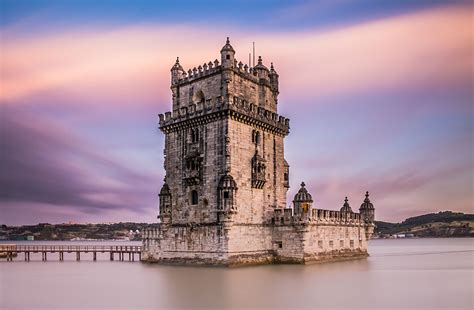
[0,106,160,223]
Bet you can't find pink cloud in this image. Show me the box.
[297,135,473,222]
[1,5,471,104]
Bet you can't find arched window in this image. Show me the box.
[195,90,205,104]
[252,130,260,145]
[190,128,199,143]
[191,190,198,205]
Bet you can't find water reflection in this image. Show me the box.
[1,239,473,309]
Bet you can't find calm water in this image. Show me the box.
[1,238,473,309]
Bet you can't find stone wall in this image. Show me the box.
[143,220,370,266]
[142,225,229,265]
[165,118,228,224]
[174,73,223,113]
[227,119,288,225]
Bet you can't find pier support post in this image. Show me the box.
[76,252,80,261]
[93,252,97,261]
[25,252,28,261]
[110,252,114,261]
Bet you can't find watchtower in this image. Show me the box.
[158,38,290,227]
[144,38,375,266]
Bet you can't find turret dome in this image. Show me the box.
[254,56,269,71]
[270,62,278,75]
[218,173,238,190]
[220,37,235,53]
[340,197,353,213]
[159,182,171,196]
[171,57,184,72]
[359,191,374,211]
[293,182,313,202]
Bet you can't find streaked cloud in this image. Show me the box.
[0,107,159,223]
[1,3,472,223]
[1,6,471,103]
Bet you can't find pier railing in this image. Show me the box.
[0,244,142,262]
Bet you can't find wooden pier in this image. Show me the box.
[0,244,142,262]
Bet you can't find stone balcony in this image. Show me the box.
[158,96,290,136]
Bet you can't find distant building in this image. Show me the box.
[26,236,34,241]
[142,38,375,266]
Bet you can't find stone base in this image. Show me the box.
[142,223,371,267]
[142,252,275,267]
[141,249,368,267]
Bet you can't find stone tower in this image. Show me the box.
[158,37,289,228]
[143,38,375,266]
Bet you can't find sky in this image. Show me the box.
[1,0,472,225]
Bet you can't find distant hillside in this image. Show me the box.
[0,222,156,241]
[1,211,472,241]
[375,211,474,238]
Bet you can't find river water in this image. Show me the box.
[1,238,473,309]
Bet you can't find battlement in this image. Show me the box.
[172,59,221,85]
[172,57,272,87]
[272,207,364,226]
[158,95,290,136]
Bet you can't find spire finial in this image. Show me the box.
[176,57,180,64]
[258,56,262,65]
[344,197,348,203]
[301,182,305,187]
[366,191,369,198]
[226,37,230,44]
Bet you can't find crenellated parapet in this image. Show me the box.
[170,38,279,116]
[272,207,364,227]
[158,96,290,136]
[170,56,274,88]
[172,59,222,86]
[272,182,375,236]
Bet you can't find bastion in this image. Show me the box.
[142,38,375,266]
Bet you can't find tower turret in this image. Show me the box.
[217,172,238,222]
[170,57,185,85]
[269,62,279,93]
[220,37,235,69]
[158,181,172,224]
[340,197,353,213]
[359,191,375,223]
[293,182,313,216]
[254,56,269,80]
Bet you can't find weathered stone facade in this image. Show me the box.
[142,38,375,266]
